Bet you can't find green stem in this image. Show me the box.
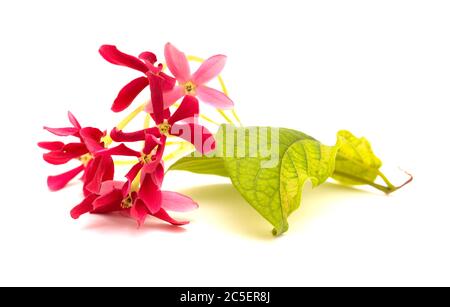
[377,171,396,190]
[333,170,413,194]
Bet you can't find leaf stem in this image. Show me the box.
[377,171,395,190]
[333,170,413,194]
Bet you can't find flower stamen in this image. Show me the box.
[158,119,171,136]
[121,194,133,209]
[140,153,152,164]
[183,81,196,95]
[78,153,92,166]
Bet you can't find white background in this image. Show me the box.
[0,0,449,286]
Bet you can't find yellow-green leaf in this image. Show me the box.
[332,130,382,185]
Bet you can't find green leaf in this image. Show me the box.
[170,125,339,235]
[332,130,382,185]
[169,126,411,235]
[168,156,228,177]
[331,130,411,194]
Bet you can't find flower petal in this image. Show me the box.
[38,141,64,151]
[146,86,183,113]
[80,127,105,153]
[142,133,161,155]
[138,51,157,64]
[112,77,148,113]
[84,156,115,194]
[43,152,74,165]
[147,162,165,188]
[168,95,199,125]
[110,127,149,142]
[164,43,191,83]
[160,72,177,92]
[138,175,161,214]
[191,55,227,85]
[63,143,89,156]
[68,111,81,129]
[148,73,165,124]
[96,143,141,158]
[141,137,166,176]
[196,85,234,109]
[92,189,123,213]
[130,199,149,227]
[99,45,148,73]
[161,191,198,212]
[42,144,88,165]
[170,123,216,154]
[99,180,126,194]
[70,194,97,219]
[43,126,79,137]
[124,162,144,188]
[152,208,189,226]
[47,165,85,191]
[138,53,176,90]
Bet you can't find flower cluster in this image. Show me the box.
[39,43,234,227]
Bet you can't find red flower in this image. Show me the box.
[39,112,114,195]
[111,73,216,154]
[99,45,176,113]
[40,43,228,230]
[70,178,198,226]
[95,131,168,215]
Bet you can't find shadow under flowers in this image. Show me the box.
[82,212,187,235]
[180,182,373,239]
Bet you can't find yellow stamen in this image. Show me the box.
[183,81,197,95]
[139,153,152,164]
[158,119,171,136]
[79,153,92,166]
[121,194,133,209]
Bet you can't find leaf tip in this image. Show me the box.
[272,224,289,237]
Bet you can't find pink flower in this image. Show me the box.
[39,112,114,195]
[96,131,168,215]
[70,180,198,227]
[99,45,176,112]
[115,73,216,154]
[156,42,234,111]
